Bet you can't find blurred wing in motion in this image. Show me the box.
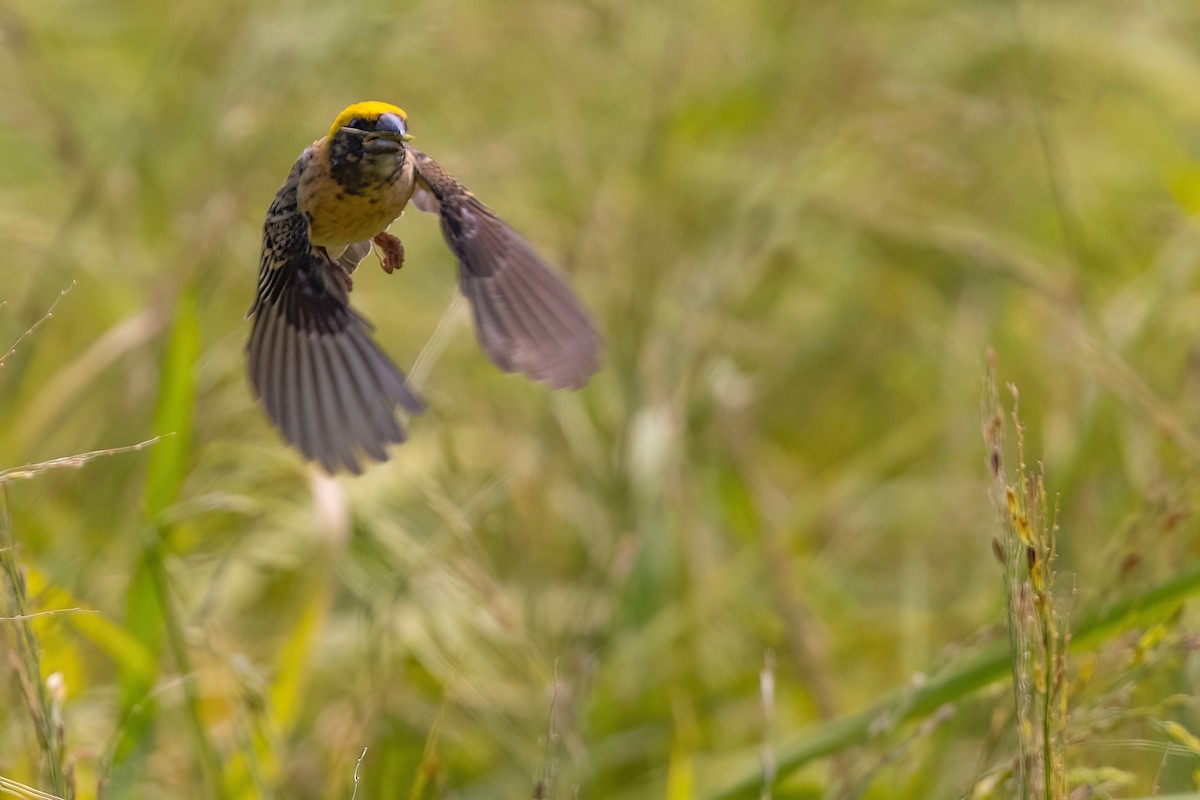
[411,149,600,390]
[247,156,423,474]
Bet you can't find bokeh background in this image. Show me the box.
[4,0,1200,798]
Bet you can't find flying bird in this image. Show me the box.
[247,101,600,473]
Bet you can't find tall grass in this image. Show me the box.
[4,0,1200,798]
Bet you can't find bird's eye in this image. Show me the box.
[345,117,374,132]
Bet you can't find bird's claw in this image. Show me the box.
[373,232,405,274]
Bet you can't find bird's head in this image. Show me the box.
[327,101,412,156]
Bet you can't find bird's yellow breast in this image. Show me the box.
[297,143,416,249]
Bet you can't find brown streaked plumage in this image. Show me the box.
[246,101,600,473]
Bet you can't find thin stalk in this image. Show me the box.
[1041,614,1053,798]
[0,487,70,797]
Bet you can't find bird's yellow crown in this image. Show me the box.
[328,101,409,138]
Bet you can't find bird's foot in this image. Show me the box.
[373,232,405,274]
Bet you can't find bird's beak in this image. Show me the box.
[361,113,412,154]
[373,113,412,142]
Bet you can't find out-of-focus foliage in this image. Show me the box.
[3,0,1200,797]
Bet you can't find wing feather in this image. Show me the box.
[411,149,600,389]
[247,152,423,473]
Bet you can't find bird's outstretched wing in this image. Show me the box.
[247,153,423,474]
[410,149,600,390]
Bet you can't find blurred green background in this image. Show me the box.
[4,0,1200,797]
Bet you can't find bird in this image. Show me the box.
[246,101,600,473]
